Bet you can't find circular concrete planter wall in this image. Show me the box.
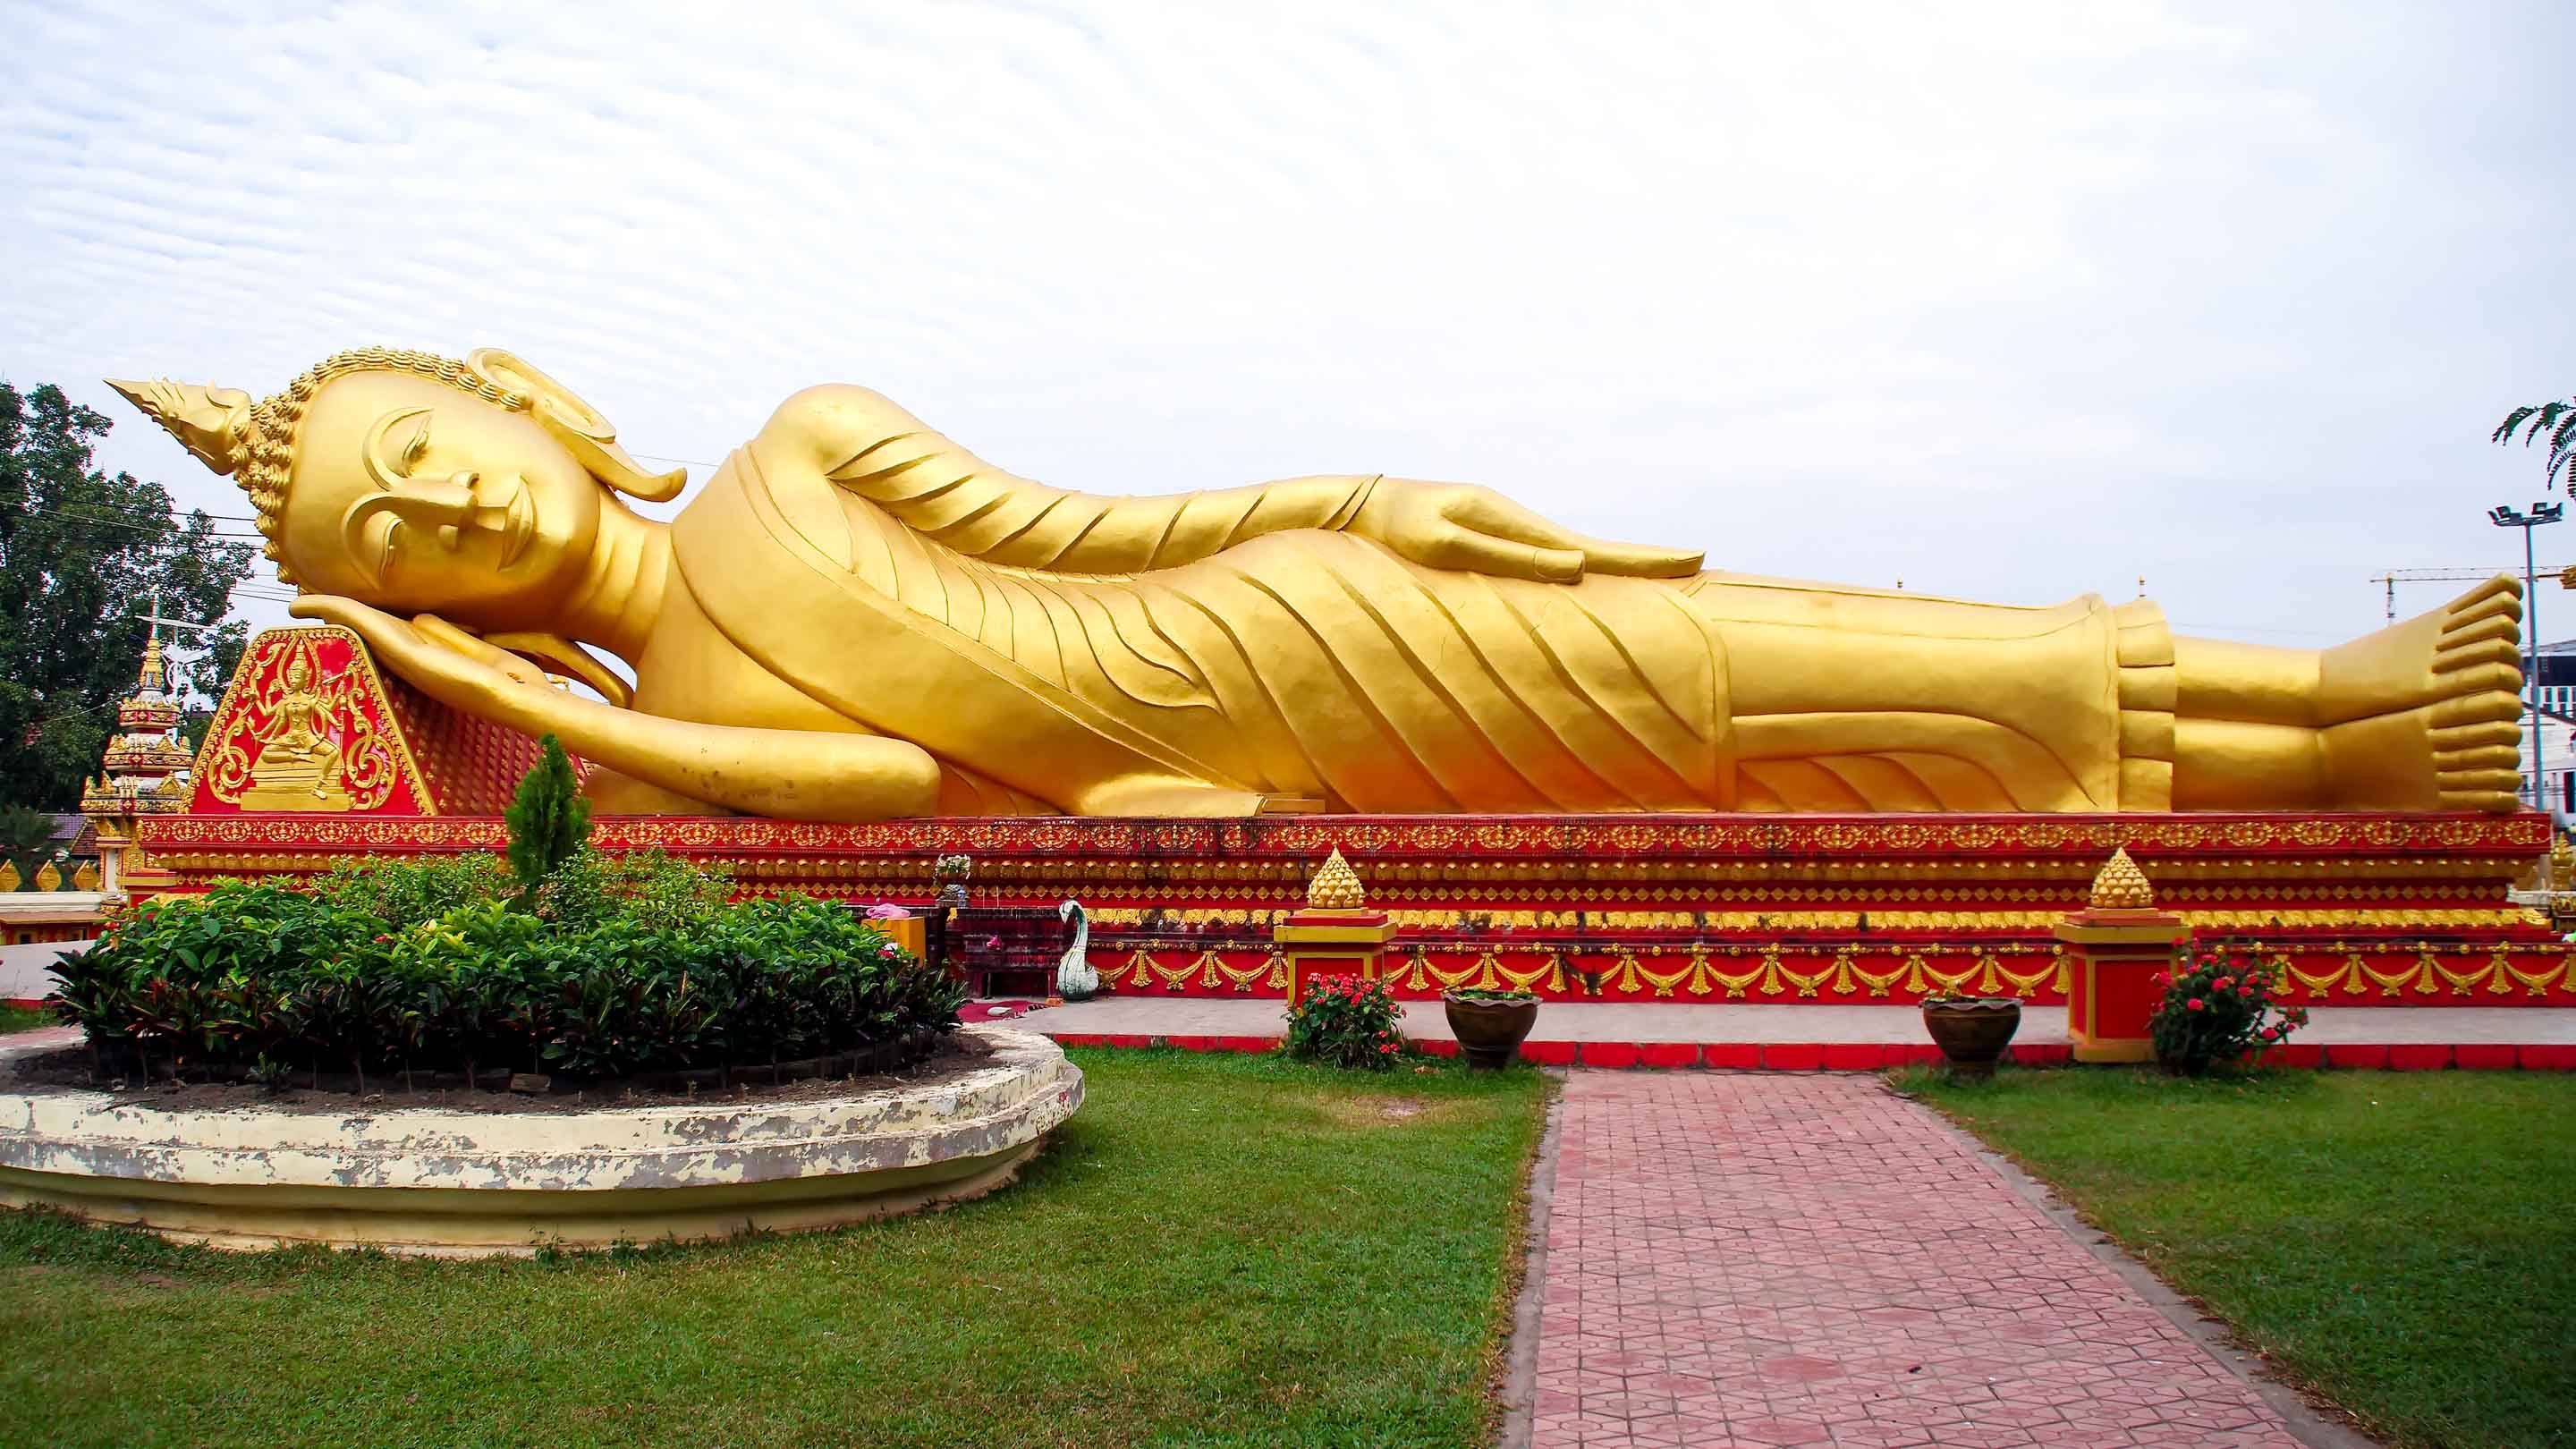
[0,1025,1080,1258]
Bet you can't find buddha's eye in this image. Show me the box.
[394,414,432,477]
[362,406,436,492]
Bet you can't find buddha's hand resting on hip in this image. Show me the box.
[1348,480,1702,582]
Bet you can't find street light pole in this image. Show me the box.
[2488,502,2564,813]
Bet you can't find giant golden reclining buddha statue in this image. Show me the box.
[110,348,2528,822]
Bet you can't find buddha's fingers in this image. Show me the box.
[410,614,548,686]
[1454,491,1703,579]
[1569,536,1707,579]
[2438,789,2521,810]
[1408,531,1585,584]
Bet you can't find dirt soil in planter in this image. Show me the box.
[4,1032,1002,1116]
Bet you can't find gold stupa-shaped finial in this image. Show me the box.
[2088,847,2155,911]
[106,378,254,477]
[1307,848,1367,910]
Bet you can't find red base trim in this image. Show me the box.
[1040,1032,2576,1071]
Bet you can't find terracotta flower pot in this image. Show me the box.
[1920,997,2021,1078]
[1443,991,1538,1069]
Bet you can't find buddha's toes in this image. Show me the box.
[2318,575,2527,810]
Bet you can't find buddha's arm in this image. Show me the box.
[291,598,942,821]
[758,385,1702,580]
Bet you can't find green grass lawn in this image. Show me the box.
[1900,1067,2576,1449]
[0,1004,54,1035]
[0,1048,1546,1449]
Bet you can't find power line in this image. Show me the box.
[0,497,269,543]
[34,491,265,526]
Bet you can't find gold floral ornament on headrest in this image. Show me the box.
[2088,846,2156,910]
[1307,848,1367,910]
[106,347,686,587]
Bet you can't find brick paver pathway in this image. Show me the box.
[1531,1072,2305,1448]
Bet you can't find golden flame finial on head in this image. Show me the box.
[105,379,252,477]
[2088,847,2156,911]
[1307,848,1367,910]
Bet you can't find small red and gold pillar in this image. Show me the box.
[1273,849,1396,1005]
[2055,847,2191,1063]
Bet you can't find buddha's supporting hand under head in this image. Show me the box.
[1349,479,1703,582]
[289,595,559,725]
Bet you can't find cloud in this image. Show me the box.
[3,0,2570,648]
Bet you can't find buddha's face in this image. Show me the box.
[277,371,603,623]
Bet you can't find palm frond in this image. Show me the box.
[2493,400,2576,451]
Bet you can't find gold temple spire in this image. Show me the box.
[2088,847,2156,911]
[1307,848,1367,910]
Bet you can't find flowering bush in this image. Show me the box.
[1285,974,1405,1070]
[2147,947,2309,1075]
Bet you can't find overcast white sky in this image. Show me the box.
[4,0,2570,653]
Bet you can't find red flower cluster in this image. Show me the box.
[2148,947,2309,1073]
[1285,973,1407,1071]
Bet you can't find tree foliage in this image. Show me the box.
[0,803,56,888]
[504,733,592,907]
[0,383,253,809]
[2492,397,2576,494]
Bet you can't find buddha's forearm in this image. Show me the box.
[833,434,1372,572]
[490,687,941,821]
[929,474,1379,573]
[767,384,1377,573]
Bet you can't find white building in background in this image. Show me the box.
[2522,639,2576,824]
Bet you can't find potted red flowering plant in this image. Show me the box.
[2148,947,2309,1075]
[1284,974,1406,1070]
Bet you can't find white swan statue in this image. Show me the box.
[1056,899,1097,1001]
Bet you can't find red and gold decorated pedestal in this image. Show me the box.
[1274,910,1398,1005]
[2055,850,2193,1063]
[1272,851,1397,1005]
[137,626,2576,1015]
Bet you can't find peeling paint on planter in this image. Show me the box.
[0,1025,1082,1257]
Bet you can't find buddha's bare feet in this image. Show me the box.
[2317,575,2526,810]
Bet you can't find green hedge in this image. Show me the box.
[47,851,962,1084]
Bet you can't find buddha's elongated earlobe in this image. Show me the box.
[464,348,687,503]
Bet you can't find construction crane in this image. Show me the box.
[2371,566,2575,620]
